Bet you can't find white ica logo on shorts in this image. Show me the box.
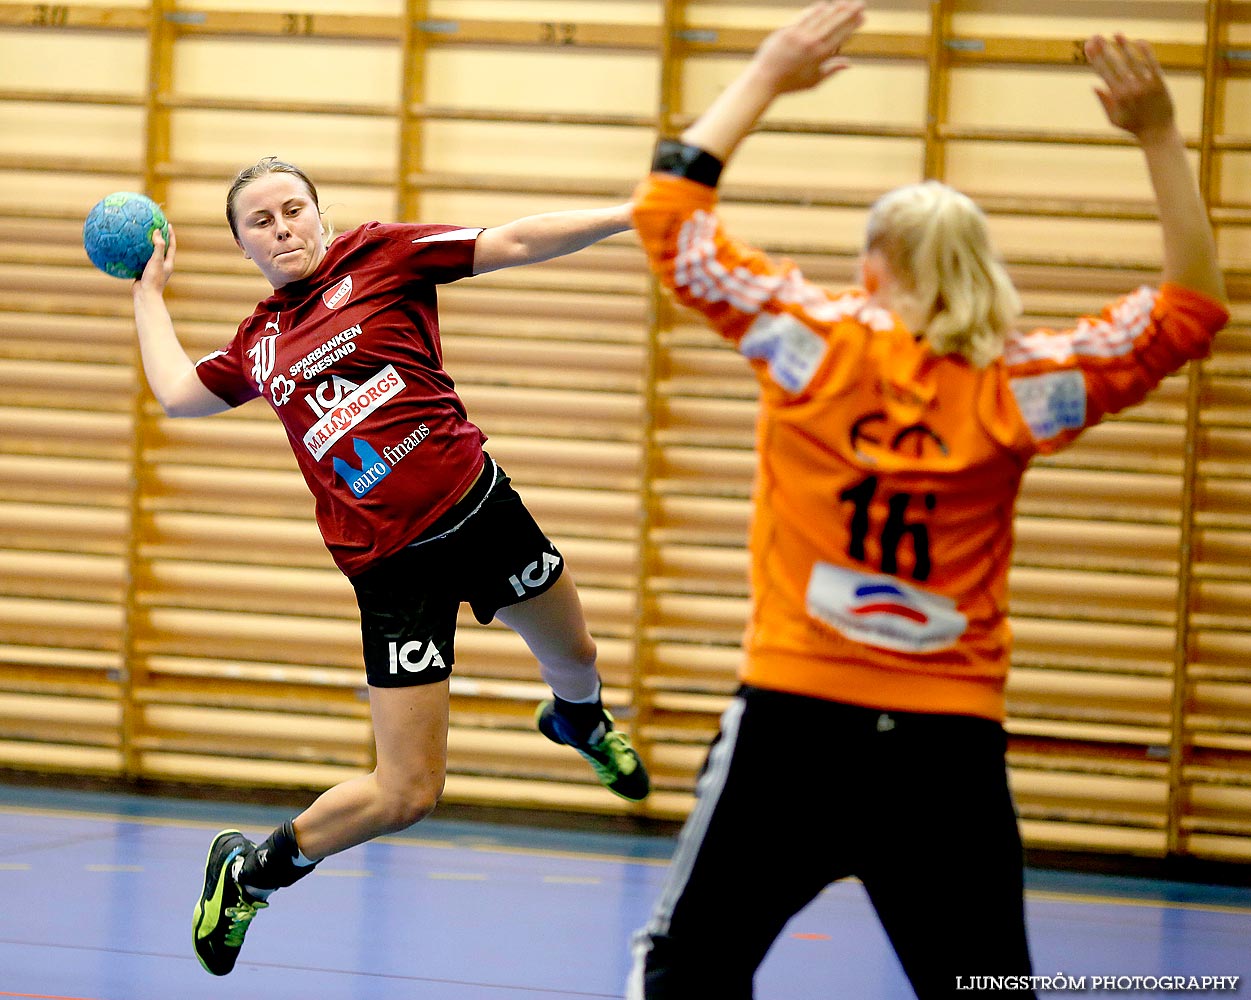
[302,366,405,460]
[508,552,562,597]
[388,640,446,675]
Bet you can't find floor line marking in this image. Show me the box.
[1026,888,1251,917]
[3,802,1250,915]
[0,992,101,1000]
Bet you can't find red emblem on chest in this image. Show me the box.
[322,275,353,310]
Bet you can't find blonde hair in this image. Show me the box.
[865,180,1020,368]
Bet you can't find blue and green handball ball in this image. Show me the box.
[83,192,170,279]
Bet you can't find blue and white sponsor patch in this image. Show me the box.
[806,563,967,654]
[738,312,827,394]
[1008,369,1087,442]
[333,437,391,497]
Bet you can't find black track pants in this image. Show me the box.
[628,685,1035,1000]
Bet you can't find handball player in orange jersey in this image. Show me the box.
[628,4,1227,997]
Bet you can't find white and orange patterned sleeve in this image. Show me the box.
[633,166,875,398]
[999,283,1229,454]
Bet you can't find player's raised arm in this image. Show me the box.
[680,1,864,163]
[131,228,232,418]
[1085,33,1225,304]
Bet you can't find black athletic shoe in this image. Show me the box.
[192,830,268,976]
[536,701,650,801]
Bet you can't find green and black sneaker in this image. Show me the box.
[192,829,268,976]
[536,700,650,801]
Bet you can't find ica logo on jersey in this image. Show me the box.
[302,366,405,461]
[305,373,361,419]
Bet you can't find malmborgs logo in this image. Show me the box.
[302,366,404,460]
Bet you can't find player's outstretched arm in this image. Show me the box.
[132,228,232,417]
[1085,34,1225,304]
[680,1,865,163]
[472,202,633,274]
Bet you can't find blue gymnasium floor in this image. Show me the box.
[1,784,1249,999]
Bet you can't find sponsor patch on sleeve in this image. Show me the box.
[738,312,827,394]
[1009,369,1087,441]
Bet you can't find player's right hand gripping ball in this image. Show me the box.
[83,191,170,279]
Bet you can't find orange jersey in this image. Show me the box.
[634,172,1229,722]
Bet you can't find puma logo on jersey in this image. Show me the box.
[387,640,446,675]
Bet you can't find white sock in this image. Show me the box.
[553,679,601,705]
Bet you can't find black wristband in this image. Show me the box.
[651,138,724,188]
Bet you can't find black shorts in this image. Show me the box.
[348,455,564,688]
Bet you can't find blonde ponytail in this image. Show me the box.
[866,181,1020,367]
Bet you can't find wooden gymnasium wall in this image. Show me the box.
[0,0,1248,862]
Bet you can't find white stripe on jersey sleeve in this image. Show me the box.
[1004,286,1156,366]
[412,228,483,244]
[674,210,780,314]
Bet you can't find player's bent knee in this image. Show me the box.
[379,793,439,833]
[569,633,597,671]
[376,776,445,832]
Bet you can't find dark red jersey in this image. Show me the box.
[195,221,486,576]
